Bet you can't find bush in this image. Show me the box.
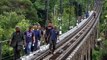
[16,19,30,32]
[0,12,26,40]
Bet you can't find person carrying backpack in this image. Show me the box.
[49,26,59,54]
[24,26,35,54]
[10,26,25,60]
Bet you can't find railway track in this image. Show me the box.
[33,11,94,60]
[32,11,94,60]
[58,3,102,60]
[66,3,102,60]
[42,12,95,60]
[31,8,93,60]
[31,0,102,60]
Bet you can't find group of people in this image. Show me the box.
[10,22,59,60]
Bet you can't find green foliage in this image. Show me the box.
[33,0,45,10]
[92,50,101,60]
[17,19,30,31]
[0,12,24,28]
[99,0,107,33]
[1,41,14,60]
[92,40,107,60]
[0,26,4,40]
[0,0,96,59]
[0,12,25,40]
[0,0,38,22]
[92,0,107,60]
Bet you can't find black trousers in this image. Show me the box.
[45,36,50,44]
[49,40,56,52]
[13,45,22,60]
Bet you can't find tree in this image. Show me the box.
[16,19,30,32]
[0,12,25,40]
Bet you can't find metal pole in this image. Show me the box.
[0,42,2,60]
[88,0,90,11]
[93,0,95,8]
[69,0,72,30]
[86,0,89,12]
[86,0,89,18]
[68,0,70,30]
[45,0,50,26]
[59,0,63,34]
[60,0,63,15]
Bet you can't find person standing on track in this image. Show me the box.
[45,22,53,44]
[93,11,96,18]
[37,24,43,49]
[24,26,35,55]
[33,25,41,51]
[10,26,25,60]
[49,26,59,53]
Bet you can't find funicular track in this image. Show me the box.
[55,2,102,60]
[31,10,93,60]
[31,1,102,60]
[66,3,102,60]
[32,13,94,60]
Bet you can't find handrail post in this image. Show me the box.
[0,42,2,60]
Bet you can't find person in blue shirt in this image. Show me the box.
[24,26,35,55]
[33,25,41,51]
[49,26,59,53]
[37,24,44,48]
[37,24,42,41]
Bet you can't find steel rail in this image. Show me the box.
[66,4,102,60]
[42,11,95,60]
[56,1,102,60]
[31,10,94,60]
[50,12,95,60]
[32,0,102,60]
[38,2,102,60]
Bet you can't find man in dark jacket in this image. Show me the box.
[45,22,53,44]
[49,26,59,53]
[10,26,25,60]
